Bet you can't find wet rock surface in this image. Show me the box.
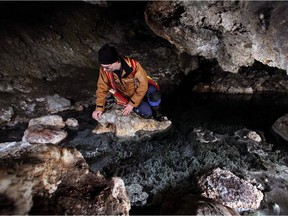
[145,1,288,73]
[0,141,130,215]
[272,113,288,142]
[191,61,288,94]
[93,104,171,139]
[198,168,264,212]
[22,124,68,145]
[22,115,67,144]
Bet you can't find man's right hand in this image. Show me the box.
[92,110,103,121]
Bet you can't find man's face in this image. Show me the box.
[101,61,120,72]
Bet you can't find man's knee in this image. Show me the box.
[149,90,161,102]
[148,90,161,107]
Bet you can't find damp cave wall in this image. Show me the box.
[0,1,288,126]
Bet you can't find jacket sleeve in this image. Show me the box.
[95,69,110,112]
[129,62,148,107]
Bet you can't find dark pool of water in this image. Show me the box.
[1,91,287,147]
[162,90,288,148]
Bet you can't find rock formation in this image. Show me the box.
[272,113,288,142]
[22,115,68,144]
[0,141,130,215]
[197,167,264,212]
[145,1,288,73]
[93,104,172,139]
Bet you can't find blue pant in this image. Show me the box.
[133,84,161,118]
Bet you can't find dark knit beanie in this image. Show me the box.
[98,44,119,64]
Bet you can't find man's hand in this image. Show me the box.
[92,110,103,121]
[122,103,133,115]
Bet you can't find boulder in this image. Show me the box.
[22,115,68,144]
[46,94,71,113]
[272,113,288,142]
[92,104,172,138]
[65,117,79,128]
[28,115,66,129]
[145,1,288,74]
[197,167,263,213]
[0,141,130,215]
[22,124,68,145]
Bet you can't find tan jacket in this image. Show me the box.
[95,57,148,111]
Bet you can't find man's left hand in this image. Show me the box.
[122,103,133,115]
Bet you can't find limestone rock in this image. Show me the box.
[28,115,66,129]
[22,124,68,145]
[125,183,149,206]
[0,141,130,215]
[65,118,79,128]
[94,122,116,134]
[145,1,288,74]
[197,167,264,212]
[22,115,68,144]
[193,128,222,143]
[234,129,269,157]
[0,106,14,124]
[272,113,288,142]
[109,177,131,215]
[191,63,288,94]
[247,131,262,143]
[92,104,172,138]
[46,94,71,113]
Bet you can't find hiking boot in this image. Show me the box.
[152,106,165,122]
[155,114,166,122]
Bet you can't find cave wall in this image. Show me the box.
[0,1,288,126]
[0,2,185,125]
[0,2,106,123]
[145,1,288,73]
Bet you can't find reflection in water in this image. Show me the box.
[163,91,288,144]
